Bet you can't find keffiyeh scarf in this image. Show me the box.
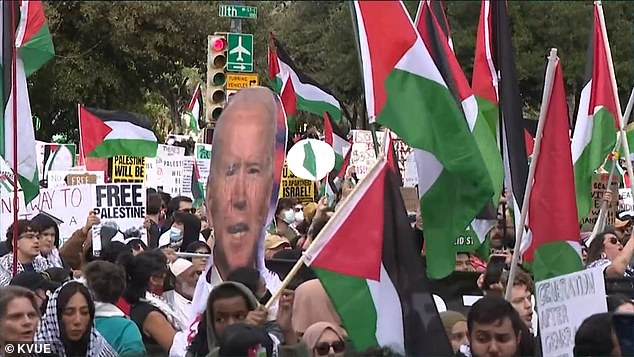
[35,282,117,357]
[141,291,187,331]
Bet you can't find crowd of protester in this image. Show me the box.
[0,177,632,356]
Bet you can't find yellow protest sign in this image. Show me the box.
[279,164,314,203]
[110,156,145,183]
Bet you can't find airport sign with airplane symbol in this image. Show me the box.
[227,33,253,72]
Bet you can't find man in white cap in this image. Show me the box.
[166,259,198,327]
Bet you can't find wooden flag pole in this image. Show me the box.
[505,49,559,300]
[596,1,634,213]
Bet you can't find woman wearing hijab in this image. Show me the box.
[292,279,343,336]
[35,281,116,357]
[439,310,468,355]
[31,213,65,268]
[302,322,347,357]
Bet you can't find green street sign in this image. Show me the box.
[218,4,257,19]
[226,33,253,72]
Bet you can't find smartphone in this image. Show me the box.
[483,255,507,288]
[613,313,634,356]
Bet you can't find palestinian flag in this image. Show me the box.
[571,2,620,221]
[185,84,202,135]
[523,57,583,281]
[416,0,503,251]
[0,1,54,204]
[42,143,75,184]
[268,33,343,124]
[352,1,493,279]
[323,112,351,173]
[304,158,451,355]
[79,105,158,159]
[191,159,204,208]
[473,0,529,241]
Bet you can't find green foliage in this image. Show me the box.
[29,1,634,145]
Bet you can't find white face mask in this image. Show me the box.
[282,209,295,224]
[294,210,304,224]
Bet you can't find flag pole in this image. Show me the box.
[505,49,559,300]
[9,1,18,277]
[265,156,387,308]
[596,1,634,207]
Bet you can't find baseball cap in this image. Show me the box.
[264,234,291,250]
[10,271,60,292]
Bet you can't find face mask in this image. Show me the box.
[282,209,295,224]
[294,211,304,224]
[170,227,183,243]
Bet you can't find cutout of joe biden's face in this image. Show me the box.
[206,88,277,278]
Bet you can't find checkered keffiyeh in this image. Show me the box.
[35,281,117,357]
[0,254,51,287]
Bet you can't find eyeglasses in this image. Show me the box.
[314,340,345,356]
[19,233,39,239]
[606,236,620,245]
[181,208,197,214]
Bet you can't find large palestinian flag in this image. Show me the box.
[79,105,158,158]
[571,2,620,221]
[268,33,343,125]
[304,158,451,355]
[0,1,54,204]
[523,57,583,281]
[352,1,493,279]
[415,0,503,252]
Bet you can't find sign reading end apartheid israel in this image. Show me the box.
[110,156,145,183]
[92,183,146,237]
[536,267,607,357]
[279,164,314,204]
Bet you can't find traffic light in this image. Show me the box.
[209,34,227,121]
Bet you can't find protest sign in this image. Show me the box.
[580,172,619,230]
[0,185,93,242]
[110,156,145,183]
[160,157,184,196]
[181,157,195,198]
[349,130,384,179]
[619,188,634,218]
[287,139,335,181]
[158,143,185,157]
[92,183,146,237]
[47,170,105,188]
[279,164,314,203]
[195,143,212,183]
[536,267,607,357]
[144,158,158,188]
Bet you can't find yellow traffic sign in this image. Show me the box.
[226,73,259,91]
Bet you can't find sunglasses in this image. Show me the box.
[606,237,620,245]
[180,208,197,214]
[194,250,210,255]
[314,340,345,356]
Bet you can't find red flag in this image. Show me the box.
[525,59,582,280]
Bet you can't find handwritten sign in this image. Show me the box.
[279,164,314,203]
[580,172,618,231]
[110,156,145,183]
[0,185,93,242]
[47,170,105,188]
[158,144,185,157]
[619,188,634,218]
[536,268,607,357]
[195,143,212,184]
[92,183,146,235]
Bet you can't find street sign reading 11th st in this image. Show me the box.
[218,4,257,19]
